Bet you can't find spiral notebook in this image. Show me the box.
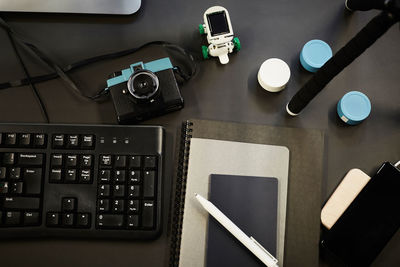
[177,138,289,267]
[169,119,325,267]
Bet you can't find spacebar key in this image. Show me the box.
[97,214,124,228]
[2,197,40,209]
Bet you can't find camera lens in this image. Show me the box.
[127,70,159,101]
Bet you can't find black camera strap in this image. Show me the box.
[0,20,196,96]
[0,17,88,99]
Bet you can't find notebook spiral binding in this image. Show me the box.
[170,120,193,267]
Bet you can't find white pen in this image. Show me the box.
[195,193,279,267]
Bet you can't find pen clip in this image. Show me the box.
[250,236,278,264]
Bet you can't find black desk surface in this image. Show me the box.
[0,0,399,266]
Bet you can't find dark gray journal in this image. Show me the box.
[206,174,278,267]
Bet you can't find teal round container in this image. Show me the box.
[300,40,332,72]
[337,91,371,125]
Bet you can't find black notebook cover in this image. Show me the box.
[206,174,278,267]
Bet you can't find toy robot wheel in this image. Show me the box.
[201,45,209,59]
[233,37,241,51]
[199,24,205,35]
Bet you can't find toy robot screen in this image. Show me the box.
[207,11,230,36]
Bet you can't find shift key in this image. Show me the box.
[2,197,40,210]
[18,153,44,166]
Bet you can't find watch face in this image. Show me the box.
[207,11,230,36]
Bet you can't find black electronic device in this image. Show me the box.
[321,162,400,266]
[107,57,184,124]
[286,0,399,116]
[0,123,164,239]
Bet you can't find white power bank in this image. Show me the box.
[321,169,371,229]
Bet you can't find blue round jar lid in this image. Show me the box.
[338,91,371,124]
[300,40,332,72]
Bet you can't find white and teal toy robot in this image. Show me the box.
[199,6,241,64]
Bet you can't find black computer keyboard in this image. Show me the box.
[0,123,164,239]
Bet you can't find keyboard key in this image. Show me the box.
[24,168,42,194]
[99,170,111,183]
[100,155,112,166]
[128,200,139,213]
[127,215,139,228]
[142,201,154,228]
[129,170,141,183]
[3,197,40,209]
[113,185,125,197]
[79,169,92,183]
[66,155,77,167]
[62,213,74,226]
[97,214,124,228]
[144,156,157,168]
[77,213,90,228]
[5,133,17,146]
[98,199,109,212]
[24,212,40,225]
[9,167,21,180]
[81,155,92,167]
[129,156,141,168]
[3,153,15,165]
[143,171,155,198]
[112,199,125,213]
[49,169,62,182]
[128,185,140,198]
[62,198,76,211]
[33,134,46,147]
[114,155,126,168]
[0,167,5,179]
[51,154,63,166]
[114,170,126,183]
[5,211,21,225]
[99,184,110,197]
[65,169,77,182]
[18,153,44,166]
[52,134,65,148]
[19,133,31,146]
[81,135,94,148]
[67,135,79,148]
[0,182,8,194]
[9,182,23,194]
[46,212,60,226]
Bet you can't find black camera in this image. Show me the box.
[107,57,184,124]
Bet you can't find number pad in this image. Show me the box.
[96,154,158,230]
